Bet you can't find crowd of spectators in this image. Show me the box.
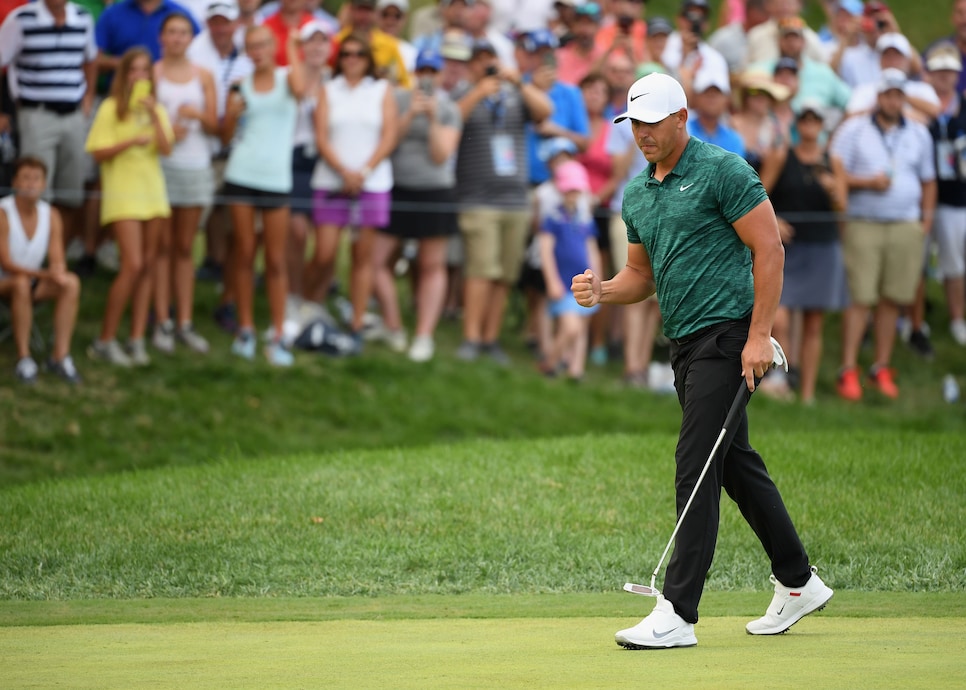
[1,0,965,404]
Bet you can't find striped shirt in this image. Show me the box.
[0,1,97,105]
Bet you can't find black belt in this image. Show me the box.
[19,99,81,115]
[668,315,751,347]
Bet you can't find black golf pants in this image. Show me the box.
[661,317,811,624]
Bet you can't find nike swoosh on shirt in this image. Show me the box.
[630,92,650,101]
[679,183,695,191]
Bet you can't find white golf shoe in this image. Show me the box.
[615,595,697,649]
[746,566,833,635]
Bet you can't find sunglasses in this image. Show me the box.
[381,10,403,19]
[745,88,769,97]
[340,50,367,58]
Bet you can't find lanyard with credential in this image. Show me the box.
[871,112,910,178]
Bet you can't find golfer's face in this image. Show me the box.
[631,110,685,163]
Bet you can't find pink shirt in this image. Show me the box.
[556,44,598,86]
[577,119,613,203]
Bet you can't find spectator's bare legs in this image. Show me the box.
[231,203,258,332]
[261,206,290,339]
[946,274,966,325]
[0,275,36,358]
[798,310,825,404]
[413,237,448,338]
[372,230,402,333]
[82,182,102,259]
[549,312,589,379]
[873,298,901,369]
[172,206,203,327]
[350,226,376,333]
[153,216,174,326]
[623,298,660,381]
[303,223,340,305]
[33,273,81,361]
[100,220,146,342]
[129,217,163,342]
[840,302,870,370]
[287,212,310,297]
[205,204,231,270]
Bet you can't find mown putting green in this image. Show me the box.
[2,613,963,689]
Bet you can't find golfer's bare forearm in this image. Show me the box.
[600,267,656,305]
[748,245,784,339]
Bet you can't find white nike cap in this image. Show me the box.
[613,73,688,125]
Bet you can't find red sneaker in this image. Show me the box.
[868,366,899,399]
[837,367,862,401]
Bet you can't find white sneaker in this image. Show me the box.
[385,329,407,353]
[153,320,176,354]
[408,335,435,362]
[127,339,151,366]
[615,595,697,649]
[746,566,833,635]
[951,319,966,347]
[176,323,210,354]
[87,339,133,368]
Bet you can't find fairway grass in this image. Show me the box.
[3,611,964,689]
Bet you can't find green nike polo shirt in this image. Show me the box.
[621,136,768,340]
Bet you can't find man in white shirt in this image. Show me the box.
[0,156,81,384]
[844,33,939,124]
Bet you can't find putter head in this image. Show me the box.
[770,336,788,373]
[623,582,660,597]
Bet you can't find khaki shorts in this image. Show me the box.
[458,207,530,282]
[843,219,925,305]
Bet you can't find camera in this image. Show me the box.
[485,65,498,77]
[876,19,888,31]
[685,9,704,37]
[617,14,634,32]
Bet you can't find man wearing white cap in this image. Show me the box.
[925,43,966,347]
[572,72,832,649]
[377,0,417,73]
[686,70,745,156]
[830,68,936,401]
[844,32,939,124]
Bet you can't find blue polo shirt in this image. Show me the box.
[96,0,200,60]
[527,80,590,185]
[687,117,746,158]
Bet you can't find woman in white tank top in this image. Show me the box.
[154,13,219,356]
[304,34,398,340]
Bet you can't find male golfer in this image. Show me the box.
[572,72,832,649]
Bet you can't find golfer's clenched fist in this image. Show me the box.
[572,269,601,307]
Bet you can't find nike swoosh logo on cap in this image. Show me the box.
[629,92,650,102]
[652,627,678,639]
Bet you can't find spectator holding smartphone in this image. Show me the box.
[85,48,174,367]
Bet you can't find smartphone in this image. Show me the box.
[418,76,434,96]
[485,65,499,77]
[617,14,633,33]
[129,78,151,108]
[875,19,888,31]
[541,51,556,68]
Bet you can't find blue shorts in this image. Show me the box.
[547,292,598,318]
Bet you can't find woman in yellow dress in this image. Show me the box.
[85,47,174,367]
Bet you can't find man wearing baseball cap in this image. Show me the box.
[745,0,827,66]
[575,72,833,648]
[830,68,936,401]
[844,32,939,124]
